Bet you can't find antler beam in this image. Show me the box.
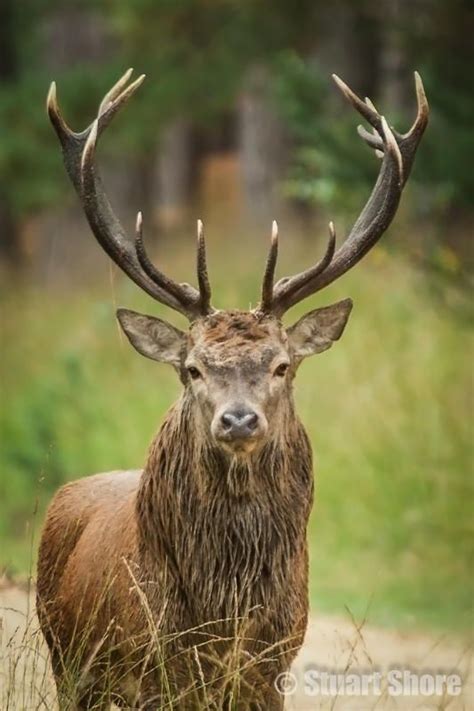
[47,69,213,320]
[259,72,429,318]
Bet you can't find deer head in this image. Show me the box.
[47,69,428,455]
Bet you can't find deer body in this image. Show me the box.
[37,70,427,709]
[38,314,313,708]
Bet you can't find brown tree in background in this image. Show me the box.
[0,0,21,266]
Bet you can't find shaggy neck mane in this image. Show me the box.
[136,390,313,620]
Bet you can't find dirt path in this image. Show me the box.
[1,582,471,710]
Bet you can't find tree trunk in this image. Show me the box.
[0,0,23,267]
[238,65,287,222]
[0,198,21,267]
[378,0,410,114]
[153,118,193,230]
[316,2,379,98]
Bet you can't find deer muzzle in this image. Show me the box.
[212,405,268,453]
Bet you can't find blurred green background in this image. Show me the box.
[0,0,472,636]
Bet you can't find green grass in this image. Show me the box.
[1,227,472,635]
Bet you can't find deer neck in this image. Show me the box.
[136,391,313,617]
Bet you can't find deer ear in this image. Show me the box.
[116,309,186,368]
[287,298,353,358]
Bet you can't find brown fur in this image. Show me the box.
[37,311,318,709]
[41,64,427,707]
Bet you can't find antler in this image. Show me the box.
[47,69,213,320]
[258,72,429,318]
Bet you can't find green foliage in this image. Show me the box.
[1,236,472,632]
[272,2,473,217]
[273,51,377,214]
[0,0,472,223]
[403,0,473,211]
[411,64,474,213]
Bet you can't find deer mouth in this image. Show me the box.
[219,437,260,456]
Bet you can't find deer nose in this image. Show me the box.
[220,409,259,439]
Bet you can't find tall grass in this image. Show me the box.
[0,228,472,633]
[2,574,301,709]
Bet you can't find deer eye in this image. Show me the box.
[187,366,202,380]
[273,363,289,377]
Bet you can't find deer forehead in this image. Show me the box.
[187,311,289,370]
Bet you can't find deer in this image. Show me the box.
[36,68,428,710]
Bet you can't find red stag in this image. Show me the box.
[37,69,428,709]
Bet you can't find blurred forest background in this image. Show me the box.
[0,1,472,635]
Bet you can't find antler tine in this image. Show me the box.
[269,222,336,317]
[357,72,428,179]
[261,73,428,318]
[95,72,146,139]
[332,74,383,134]
[398,72,429,184]
[46,82,73,144]
[259,220,279,313]
[48,70,213,320]
[47,70,146,152]
[134,211,197,307]
[357,124,384,152]
[98,67,135,115]
[196,220,212,315]
[380,116,404,186]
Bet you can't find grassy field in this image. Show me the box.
[1,227,472,635]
